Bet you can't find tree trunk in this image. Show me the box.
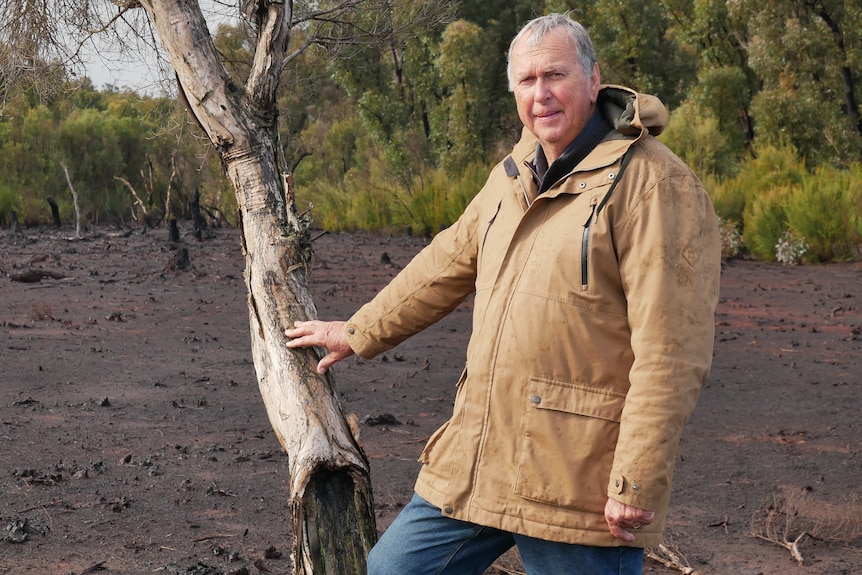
[168,218,180,246]
[47,197,61,227]
[137,1,377,572]
[191,188,204,240]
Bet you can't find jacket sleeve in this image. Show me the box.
[607,141,721,511]
[344,187,487,359]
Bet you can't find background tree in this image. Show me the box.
[558,0,697,108]
[741,0,862,167]
[666,0,758,168]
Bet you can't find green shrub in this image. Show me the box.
[0,186,20,224]
[705,173,747,225]
[784,166,862,262]
[661,100,740,179]
[705,144,806,227]
[706,144,808,260]
[405,162,488,235]
[743,184,794,261]
[297,159,489,235]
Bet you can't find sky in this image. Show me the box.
[77,1,236,95]
[81,47,166,94]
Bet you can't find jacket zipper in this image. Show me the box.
[516,174,531,208]
[481,199,503,256]
[579,150,633,288]
[581,197,598,287]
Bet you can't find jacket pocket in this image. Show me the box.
[513,377,625,512]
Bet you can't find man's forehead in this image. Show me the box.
[511,28,577,62]
[511,36,578,71]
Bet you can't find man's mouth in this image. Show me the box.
[535,110,559,120]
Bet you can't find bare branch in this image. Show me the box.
[751,486,862,566]
[645,542,704,575]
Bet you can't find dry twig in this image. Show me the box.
[751,486,862,565]
[646,541,703,575]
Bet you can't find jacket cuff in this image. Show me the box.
[344,320,385,359]
[608,473,651,509]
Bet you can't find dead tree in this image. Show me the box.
[59,162,82,240]
[168,218,180,246]
[46,198,61,227]
[191,187,205,240]
[8,209,24,236]
[115,176,153,229]
[136,0,379,571]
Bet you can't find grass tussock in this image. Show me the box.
[296,161,490,237]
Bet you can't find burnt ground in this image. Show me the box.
[1,225,860,575]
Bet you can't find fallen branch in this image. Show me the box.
[645,543,703,575]
[753,530,808,565]
[9,269,70,283]
[114,176,149,222]
[751,486,862,566]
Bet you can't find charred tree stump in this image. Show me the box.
[294,470,377,573]
[168,218,180,246]
[46,198,61,227]
[166,244,191,271]
[9,210,24,237]
[191,187,205,240]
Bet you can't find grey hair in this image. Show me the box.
[506,13,598,91]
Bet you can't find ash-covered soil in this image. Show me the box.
[1,225,860,574]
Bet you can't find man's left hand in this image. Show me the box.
[604,498,655,542]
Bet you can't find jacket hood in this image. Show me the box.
[598,85,668,137]
[511,85,669,164]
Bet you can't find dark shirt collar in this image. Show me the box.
[532,109,612,194]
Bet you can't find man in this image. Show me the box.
[286,13,720,575]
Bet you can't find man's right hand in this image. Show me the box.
[285,320,355,374]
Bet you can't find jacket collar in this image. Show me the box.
[533,109,613,194]
[506,85,668,184]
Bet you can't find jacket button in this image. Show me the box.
[608,172,616,180]
[444,506,453,514]
[347,327,355,334]
[531,395,541,404]
[578,182,586,189]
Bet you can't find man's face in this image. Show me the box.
[510,28,601,163]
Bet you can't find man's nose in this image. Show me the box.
[533,78,551,102]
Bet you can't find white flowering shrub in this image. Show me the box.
[775,229,809,265]
[717,216,743,260]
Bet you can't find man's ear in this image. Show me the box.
[590,63,602,101]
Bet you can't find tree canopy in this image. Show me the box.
[2,0,861,231]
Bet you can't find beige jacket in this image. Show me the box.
[345,85,721,548]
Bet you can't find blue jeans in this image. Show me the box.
[367,493,643,575]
